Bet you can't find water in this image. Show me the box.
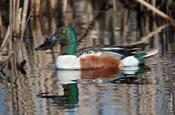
[1,33,174,115]
[1,1,175,115]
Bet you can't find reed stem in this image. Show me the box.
[136,0,175,23]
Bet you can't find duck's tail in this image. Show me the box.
[120,48,159,67]
[144,48,159,58]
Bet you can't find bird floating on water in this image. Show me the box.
[35,26,159,70]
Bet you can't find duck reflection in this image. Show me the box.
[60,83,79,109]
[111,65,150,84]
[37,71,80,109]
[55,71,80,109]
[38,84,79,109]
[56,68,120,82]
[38,65,150,110]
[56,65,149,85]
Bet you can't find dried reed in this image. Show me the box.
[125,23,170,46]
[6,0,29,75]
[33,0,41,16]
[136,0,175,23]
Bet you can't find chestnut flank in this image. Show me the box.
[80,55,120,69]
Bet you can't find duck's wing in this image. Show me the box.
[100,47,138,57]
[100,42,148,54]
[76,47,131,59]
[77,43,148,57]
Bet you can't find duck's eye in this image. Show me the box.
[62,30,66,34]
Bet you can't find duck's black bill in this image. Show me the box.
[35,33,59,50]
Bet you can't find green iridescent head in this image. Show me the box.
[58,26,78,55]
[35,26,78,55]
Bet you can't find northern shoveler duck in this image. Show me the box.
[35,26,158,70]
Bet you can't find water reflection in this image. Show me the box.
[0,89,8,115]
[37,65,150,113]
[38,83,79,110]
[111,65,151,84]
[38,70,80,110]
[55,65,149,84]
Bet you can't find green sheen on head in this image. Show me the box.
[66,26,78,55]
[60,26,78,55]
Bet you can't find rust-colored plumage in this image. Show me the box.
[80,55,121,69]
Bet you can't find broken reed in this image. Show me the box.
[9,0,29,75]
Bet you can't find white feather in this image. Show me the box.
[121,56,139,67]
[56,55,80,69]
[79,50,102,58]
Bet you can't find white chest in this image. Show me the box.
[56,55,80,69]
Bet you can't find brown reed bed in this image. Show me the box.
[0,0,30,76]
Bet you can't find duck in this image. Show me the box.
[35,26,158,70]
